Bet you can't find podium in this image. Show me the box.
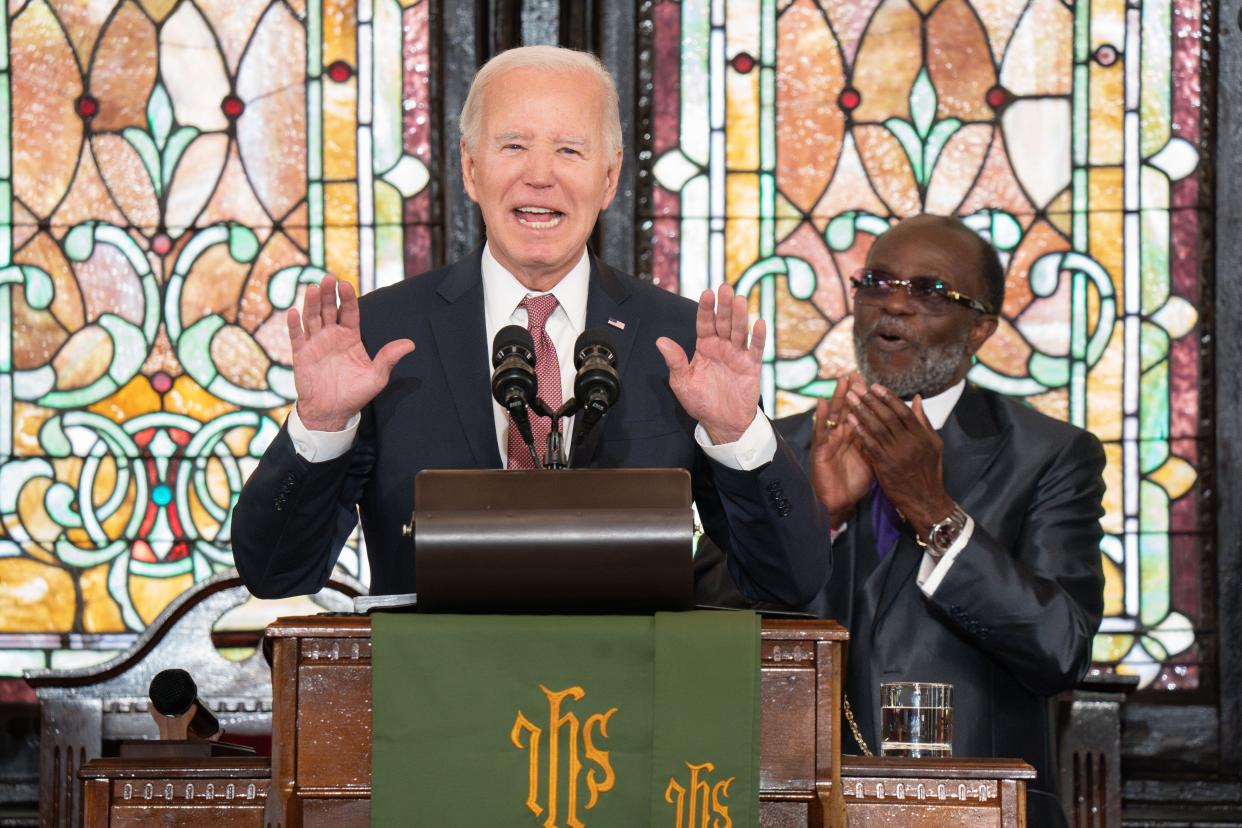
[262,615,846,825]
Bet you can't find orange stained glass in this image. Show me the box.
[130,571,195,624]
[199,146,276,230]
[81,564,126,632]
[0,560,75,632]
[851,0,922,123]
[200,0,274,73]
[811,136,889,219]
[852,125,919,215]
[237,6,309,220]
[925,0,995,122]
[776,0,845,213]
[11,3,82,219]
[90,4,159,134]
[1089,64,1126,165]
[647,0,1209,689]
[998,0,1072,96]
[958,135,1037,218]
[923,124,992,215]
[726,69,760,171]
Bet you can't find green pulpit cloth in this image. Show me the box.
[372,611,761,826]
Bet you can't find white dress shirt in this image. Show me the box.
[286,244,778,469]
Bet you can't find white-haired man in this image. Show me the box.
[232,46,833,603]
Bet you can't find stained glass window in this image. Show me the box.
[0,0,434,679]
[643,0,1208,690]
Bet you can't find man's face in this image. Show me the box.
[461,68,622,291]
[852,219,998,399]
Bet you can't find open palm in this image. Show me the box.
[656,284,764,444]
[288,275,414,431]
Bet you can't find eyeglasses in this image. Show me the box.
[850,268,993,315]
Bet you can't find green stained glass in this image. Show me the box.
[1140,362,1171,441]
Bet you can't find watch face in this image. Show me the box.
[931,524,956,549]
[930,509,965,551]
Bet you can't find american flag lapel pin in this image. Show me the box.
[607,317,626,331]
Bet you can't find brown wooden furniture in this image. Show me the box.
[1055,673,1139,827]
[75,755,1037,828]
[263,615,847,825]
[836,757,1035,827]
[79,758,270,827]
[25,572,361,828]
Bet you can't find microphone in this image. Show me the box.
[573,329,620,437]
[148,668,221,741]
[491,325,541,468]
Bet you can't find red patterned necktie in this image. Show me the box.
[506,294,562,469]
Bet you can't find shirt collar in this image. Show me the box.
[481,243,591,330]
[916,378,966,430]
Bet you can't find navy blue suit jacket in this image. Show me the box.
[232,250,832,602]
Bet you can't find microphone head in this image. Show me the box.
[491,325,538,410]
[573,328,620,411]
[493,325,536,368]
[573,329,617,369]
[149,668,197,717]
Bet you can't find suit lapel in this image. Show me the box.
[937,385,1007,509]
[571,254,635,467]
[869,385,1007,626]
[869,540,924,631]
[428,250,503,469]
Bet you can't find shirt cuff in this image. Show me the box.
[287,405,361,462]
[694,410,778,471]
[916,515,976,596]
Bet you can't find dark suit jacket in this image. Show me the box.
[231,249,832,605]
[695,385,1105,828]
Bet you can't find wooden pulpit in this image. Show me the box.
[261,615,846,826]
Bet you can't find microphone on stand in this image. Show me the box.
[573,329,620,441]
[490,325,542,469]
[148,669,221,741]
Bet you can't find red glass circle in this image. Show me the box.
[76,95,99,118]
[985,86,1010,109]
[838,88,861,111]
[151,372,173,393]
[221,95,245,118]
[327,60,354,82]
[730,53,756,74]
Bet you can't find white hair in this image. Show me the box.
[459,45,623,160]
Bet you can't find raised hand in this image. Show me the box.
[287,274,414,431]
[655,283,765,444]
[809,373,874,523]
[845,384,953,539]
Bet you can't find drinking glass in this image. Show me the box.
[879,681,952,757]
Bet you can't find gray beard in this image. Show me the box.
[854,320,970,400]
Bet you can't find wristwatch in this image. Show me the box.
[917,502,969,560]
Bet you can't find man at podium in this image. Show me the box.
[230,46,833,604]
